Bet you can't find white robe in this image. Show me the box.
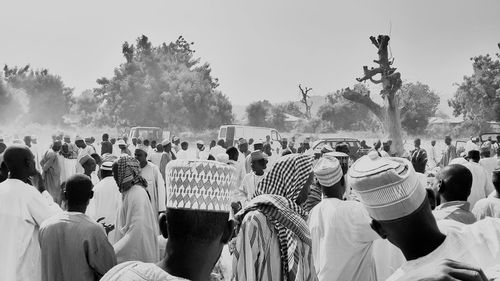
[0,179,60,281]
[235,172,266,206]
[387,218,500,280]
[463,162,495,208]
[140,163,166,215]
[86,176,121,227]
[110,185,160,264]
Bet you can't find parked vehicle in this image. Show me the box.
[218,125,282,149]
[127,127,170,143]
[311,137,368,160]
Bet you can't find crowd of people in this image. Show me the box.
[0,131,499,281]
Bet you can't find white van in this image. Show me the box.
[218,125,282,148]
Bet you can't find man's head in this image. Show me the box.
[23,136,32,147]
[123,136,128,144]
[481,148,491,158]
[63,174,93,209]
[467,150,480,163]
[151,140,157,149]
[281,139,288,149]
[117,140,127,150]
[3,145,37,180]
[266,135,271,143]
[63,135,71,143]
[196,140,205,151]
[102,133,109,141]
[348,152,437,257]
[110,138,116,145]
[75,137,85,148]
[162,139,172,152]
[238,139,248,153]
[414,138,421,148]
[181,141,188,151]
[335,142,350,155]
[431,140,436,147]
[217,139,225,148]
[253,139,264,151]
[143,139,150,147]
[80,155,96,176]
[131,138,137,146]
[162,159,237,264]
[263,143,272,156]
[436,164,473,203]
[172,136,180,146]
[52,141,62,152]
[100,160,114,179]
[250,151,268,175]
[248,138,254,146]
[0,143,6,154]
[226,147,239,162]
[374,140,382,150]
[445,136,452,145]
[134,148,148,168]
[156,143,164,153]
[314,155,344,198]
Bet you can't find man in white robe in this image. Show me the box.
[234,151,267,207]
[76,136,96,174]
[109,156,160,263]
[86,160,121,230]
[135,147,166,215]
[463,150,495,208]
[0,145,60,281]
[309,155,379,281]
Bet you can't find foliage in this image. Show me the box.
[246,100,272,127]
[318,84,377,131]
[399,82,440,134]
[3,65,73,125]
[449,52,500,121]
[452,119,491,138]
[90,35,233,131]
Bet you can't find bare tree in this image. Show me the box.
[299,84,313,119]
[341,35,404,155]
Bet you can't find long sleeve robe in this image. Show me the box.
[41,150,61,204]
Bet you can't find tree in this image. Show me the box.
[246,100,272,126]
[69,89,101,125]
[318,84,377,131]
[94,35,233,130]
[3,65,73,125]
[298,84,313,119]
[449,45,500,122]
[399,82,440,134]
[341,35,404,155]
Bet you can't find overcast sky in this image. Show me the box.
[1,0,499,113]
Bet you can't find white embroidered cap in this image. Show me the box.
[313,156,343,187]
[165,159,237,213]
[347,151,426,221]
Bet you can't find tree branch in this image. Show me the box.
[356,66,383,82]
[342,87,384,120]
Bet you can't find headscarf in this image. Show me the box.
[116,156,148,189]
[235,154,314,281]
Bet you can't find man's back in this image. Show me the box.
[86,177,121,226]
[308,199,379,281]
[480,157,500,174]
[463,162,495,207]
[101,141,113,155]
[39,212,117,281]
[473,196,500,220]
[101,261,188,281]
[0,179,58,281]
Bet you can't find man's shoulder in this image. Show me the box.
[0,179,39,197]
[102,261,188,281]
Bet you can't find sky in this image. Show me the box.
[1,0,499,114]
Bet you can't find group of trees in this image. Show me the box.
[1,35,233,132]
[245,100,303,131]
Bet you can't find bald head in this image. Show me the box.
[3,145,36,180]
[438,164,473,202]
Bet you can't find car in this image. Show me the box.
[311,138,369,160]
[127,127,170,143]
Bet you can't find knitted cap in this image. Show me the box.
[348,151,426,221]
[313,156,343,187]
[165,159,237,212]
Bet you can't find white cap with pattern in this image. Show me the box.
[165,159,237,212]
[313,156,343,187]
[347,151,426,221]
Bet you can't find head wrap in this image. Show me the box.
[75,136,84,142]
[236,154,314,280]
[116,139,126,146]
[115,156,148,189]
[196,140,205,145]
[165,159,236,212]
[314,156,343,187]
[348,151,426,221]
[161,139,171,146]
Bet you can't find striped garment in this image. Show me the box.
[233,210,317,281]
[116,156,148,189]
[234,154,317,281]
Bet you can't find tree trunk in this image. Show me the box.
[384,94,404,156]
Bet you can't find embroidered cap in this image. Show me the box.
[101,161,114,171]
[347,151,426,221]
[313,156,343,187]
[165,159,237,212]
